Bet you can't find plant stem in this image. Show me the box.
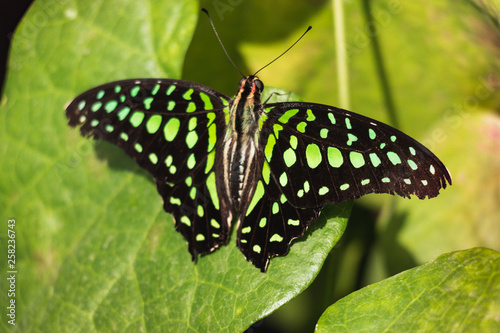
[333,0,350,109]
[361,0,399,128]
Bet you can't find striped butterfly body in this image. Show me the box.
[66,75,451,271]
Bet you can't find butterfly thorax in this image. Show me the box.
[220,76,264,212]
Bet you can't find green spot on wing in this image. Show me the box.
[130,86,140,97]
[197,205,204,217]
[387,151,402,165]
[289,135,298,149]
[189,187,197,200]
[278,108,299,124]
[318,186,329,195]
[345,117,352,129]
[188,117,197,131]
[211,219,220,229]
[349,151,365,168]
[297,122,307,133]
[273,123,283,139]
[279,172,288,187]
[369,153,382,167]
[165,155,173,167]
[187,101,196,113]
[328,113,336,124]
[120,132,129,141]
[262,161,271,184]
[91,101,102,112]
[306,109,316,121]
[170,197,181,206]
[167,100,176,111]
[265,134,276,161]
[104,100,118,113]
[180,216,191,226]
[148,153,158,164]
[129,112,145,127]
[283,148,297,168]
[206,171,219,210]
[166,85,175,96]
[146,114,162,134]
[151,83,160,95]
[164,118,180,141]
[183,88,194,100]
[347,133,358,146]
[207,123,217,152]
[246,181,264,216]
[205,150,215,174]
[429,165,436,174]
[369,128,376,139]
[327,147,343,168]
[143,97,154,110]
[408,159,418,170]
[270,234,283,242]
[304,181,310,193]
[306,144,322,169]
[187,154,196,169]
[186,131,198,149]
[117,107,130,120]
[78,100,86,110]
[200,92,213,110]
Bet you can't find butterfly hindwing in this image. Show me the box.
[66,79,232,257]
[237,158,320,270]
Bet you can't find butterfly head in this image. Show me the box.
[239,76,264,94]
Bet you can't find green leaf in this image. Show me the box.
[315,248,500,333]
[0,0,350,331]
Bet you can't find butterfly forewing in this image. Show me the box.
[65,79,232,257]
[259,102,451,209]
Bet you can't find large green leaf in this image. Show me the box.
[0,0,349,331]
[316,248,500,332]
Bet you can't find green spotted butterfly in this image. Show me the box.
[66,74,451,271]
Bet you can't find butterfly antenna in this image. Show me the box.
[254,26,312,76]
[201,8,245,78]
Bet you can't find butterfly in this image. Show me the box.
[65,72,451,272]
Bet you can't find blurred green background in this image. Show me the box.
[1,0,499,332]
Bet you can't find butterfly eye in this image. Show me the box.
[254,79,264,92]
